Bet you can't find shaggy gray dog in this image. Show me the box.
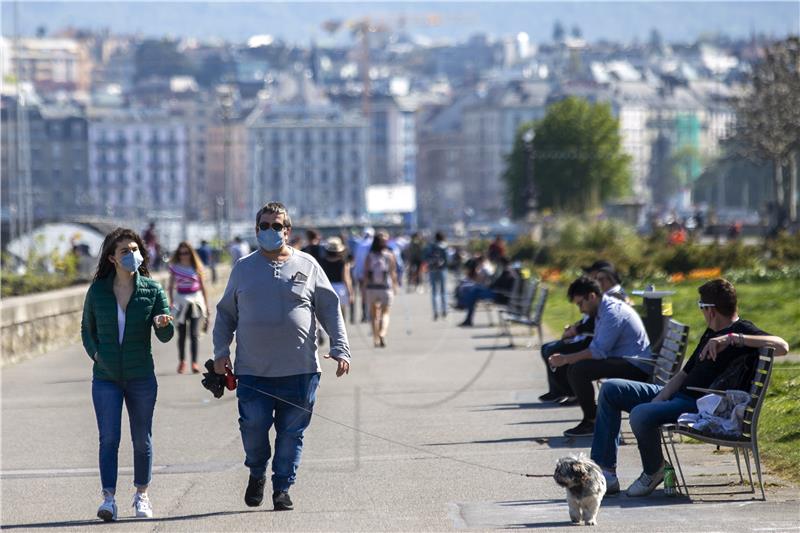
[553,454,607,526]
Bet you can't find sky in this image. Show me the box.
[1,1,798,45]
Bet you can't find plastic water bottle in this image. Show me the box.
[664,463,677,496]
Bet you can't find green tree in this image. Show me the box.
[503,96,631,217]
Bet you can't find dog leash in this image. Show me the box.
[236,382,552,479]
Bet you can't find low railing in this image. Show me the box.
[0,265,231,366]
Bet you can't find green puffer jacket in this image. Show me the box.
[81,272,174,381]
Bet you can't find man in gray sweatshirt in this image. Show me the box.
[213,201,351,511]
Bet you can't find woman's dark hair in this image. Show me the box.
[567,276,602,301]
[370,233,387,253]
[94,227,150,281]
[698,279,737,318]
[169,241,204,280]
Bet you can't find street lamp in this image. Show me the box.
[522,129,536,218]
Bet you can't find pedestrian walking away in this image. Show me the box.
[168,242,210,374]
[213,201,351,512]
[424,231,449,321]
[319,236,353,320]
[80,227,174,522]
[363,231,398,348]
[196,239,217,284]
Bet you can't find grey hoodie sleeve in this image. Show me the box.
[213,263,239,360]
[313,263,351,362]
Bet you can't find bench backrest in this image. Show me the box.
[743,347,775,441]
[530,286,549,324]
[509,278,538,316]
[651,319,690,386]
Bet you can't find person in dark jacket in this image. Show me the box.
[81,228,174,522]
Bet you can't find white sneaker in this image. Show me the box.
[133,492,153,518]
[626,466,665,497]
[97,492,117,522]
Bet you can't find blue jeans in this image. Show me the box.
[237,373,320,491]
[460,285,496,322]
[590,379,697,475]
[92,374,158,492]
[429,269,447,316]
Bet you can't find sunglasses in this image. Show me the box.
[258,222,288,232]
[178,250,191,256]
[697,301,716,309]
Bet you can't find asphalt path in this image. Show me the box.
[2,285,798,531]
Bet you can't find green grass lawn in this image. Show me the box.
[542,278,799,350]
[760,363,800,482]
[540,277,800,482]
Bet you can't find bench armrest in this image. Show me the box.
[685,386,727,395]
[622,356,659,365]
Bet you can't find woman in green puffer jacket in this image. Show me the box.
[81,227,174,522]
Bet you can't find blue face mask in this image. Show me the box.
[257,228,284,252]
[120,250,144,273]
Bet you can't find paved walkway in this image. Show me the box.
[2,285,798,531]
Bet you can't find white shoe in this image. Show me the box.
[626,466,665,497]
[97,492,117,522]
[133,492,153,518]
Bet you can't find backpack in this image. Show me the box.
[367,252,390,287]
[428,244,448,270]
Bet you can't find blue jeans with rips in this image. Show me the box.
[92,374,158,492]
[429,269,448,317]
[590,379,697,475]
[236,373,320,491]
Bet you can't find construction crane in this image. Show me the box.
[321,13,453,116]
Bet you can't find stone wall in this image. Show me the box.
[1,266,230,366]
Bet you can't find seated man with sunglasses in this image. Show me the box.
[213,201,351,512]
[590,278,788,498]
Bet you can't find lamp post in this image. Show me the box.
[522,129,536,221]
[217,86,234,242]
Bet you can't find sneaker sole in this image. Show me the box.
[97,510,115,522]
[273,504,293,511]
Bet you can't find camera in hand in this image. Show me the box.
[201,359,227,398]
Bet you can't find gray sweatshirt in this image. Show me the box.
[213,248,351,377]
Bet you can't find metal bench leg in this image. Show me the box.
[734,448,744,484]
[506,320,514,348]
[742,447,755,495]
[525,325,534,348]
[752,443,766,501]
[668,431,689,497]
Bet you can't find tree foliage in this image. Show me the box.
[735,37,800,227]
[503,96,631,217]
